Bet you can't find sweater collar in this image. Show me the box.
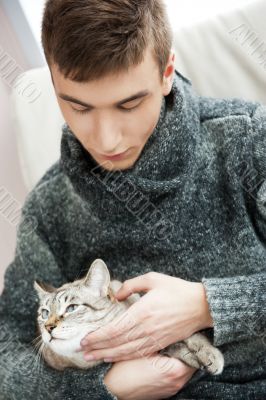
[60,70,201,202]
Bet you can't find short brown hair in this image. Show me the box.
[41,0,173,83]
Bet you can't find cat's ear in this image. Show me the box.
[34,280,56,299]
[84,259,110,297]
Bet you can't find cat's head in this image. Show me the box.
[34,258,116,357]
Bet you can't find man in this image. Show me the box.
[0,0,265,399]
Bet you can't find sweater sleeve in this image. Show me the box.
[200,104,266,348]
[201,272,265,347]
[0,191,117,400]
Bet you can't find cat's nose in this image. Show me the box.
[46,324,56,333]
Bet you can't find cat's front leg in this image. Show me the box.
[160,342,202,370]
[183,332,224,375]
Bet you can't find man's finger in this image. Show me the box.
[80,309,137,346]
[115,273,154,300]
[81,324,148,351]
[83,335,156,361]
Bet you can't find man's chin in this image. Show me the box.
[93,156,138,172]
[103,162,135,172]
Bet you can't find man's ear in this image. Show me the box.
[83,259,111,297]
[34,280,56,299]
[162,49,176,96]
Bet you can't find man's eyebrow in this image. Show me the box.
[58,90,150,108]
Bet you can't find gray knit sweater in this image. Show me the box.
[0,70,265,399]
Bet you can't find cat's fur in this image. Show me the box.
[34,259,224,375]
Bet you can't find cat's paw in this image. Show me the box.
[197,347,224,375]
[184,333,224,375]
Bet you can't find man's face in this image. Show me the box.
[51,47,175,171]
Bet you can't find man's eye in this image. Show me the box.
[65,304,79,313]
[120,104,140,112]
[71,102,140,114]
[72,107,90,114]
[120,106,138,112]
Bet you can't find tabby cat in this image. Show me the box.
[34,258,224,374]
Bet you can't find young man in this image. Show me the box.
[0,0,265,399]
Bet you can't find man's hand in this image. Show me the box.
[79,272,213,362]
[104,354,197,400]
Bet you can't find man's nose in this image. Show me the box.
[96,119,122,153]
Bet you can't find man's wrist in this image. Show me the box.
[104,366,121,399]
[195,282,214,330]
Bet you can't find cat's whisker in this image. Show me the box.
[25,344,43,376]
[32,336,43,351]
[30,334,48,375]
[32,334,42,346]
[37,343,46,374]
[33,342,46,375]
[33,340,43,354]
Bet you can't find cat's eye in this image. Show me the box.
[41,309,49,320]
[65,304,79,313]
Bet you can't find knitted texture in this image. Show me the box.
[0,70,265,399]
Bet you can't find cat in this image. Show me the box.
[33,258,224,375]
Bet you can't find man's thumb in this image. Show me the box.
[114,274,153,300]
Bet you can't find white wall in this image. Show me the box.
[18,0,46,55]
[0,5,33,293]
[166,0,254,28]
